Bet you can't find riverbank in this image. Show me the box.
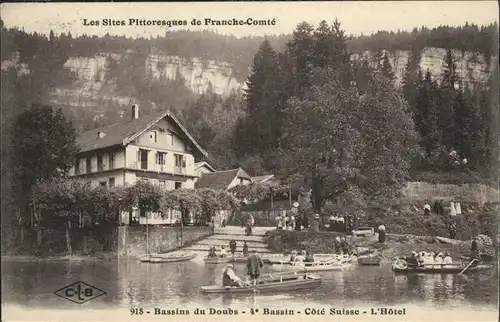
[265,229,497,261]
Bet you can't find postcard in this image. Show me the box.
[1,1,498,321]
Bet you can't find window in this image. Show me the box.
[99,181,107,187]
[174,154,183,167]
[167,134,173,146]
[109,152,115,169]
[86,157,92,173]
[108,178,115,187]
[97,154,104,171]
[175,182,182,190]
[149,131,157,143]
[156,152,166,165]
[75,159,80,175]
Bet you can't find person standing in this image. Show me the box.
[450,200,457,216]
[246,250,264,285]
[471,237,479,259]
[229,240,237,255]
[340,236,349,255]
[276,215,283,230]
[378,224,386,243]
[249,214,255,227]
[242,241,249,257]
[455,200,462,215]
[334,236,341,254]
[448,222,457,239]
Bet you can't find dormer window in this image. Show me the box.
[149,131,157,143]
[98,131,106,139]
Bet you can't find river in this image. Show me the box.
[1,257,498,321]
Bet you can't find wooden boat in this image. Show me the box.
[392,261,494,274]
[139,252,196,263]
[269,254,352,265]
[201,272,321,294]
[460,254,495,262]
[149,252,197,263]
[230,255,271,264]
[274,260,343,272]
[358,255,382,266]
[204,256,232,264]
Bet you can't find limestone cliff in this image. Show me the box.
[1,47,495,112]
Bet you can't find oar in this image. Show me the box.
[458,259,477,275]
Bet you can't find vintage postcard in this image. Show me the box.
[1,1,498,321]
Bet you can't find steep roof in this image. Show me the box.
[76,109,207,158]
[252,174,275,183]
[194,161,216,173]
[196,168,252,190]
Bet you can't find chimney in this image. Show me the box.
[132,104,140,120]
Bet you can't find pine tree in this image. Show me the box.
[416,70,441,158]
[241,39,280,154]
[441,48,459,89]
[380,53,395,81]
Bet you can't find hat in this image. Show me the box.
[293,202,299,208]
[226,264,234,268]
[411,251,417,255]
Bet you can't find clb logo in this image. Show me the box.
[54,281,106,304]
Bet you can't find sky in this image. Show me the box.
[1,1,498,38]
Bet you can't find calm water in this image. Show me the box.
[1,257,498,317]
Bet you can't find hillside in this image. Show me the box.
[1,25,497,128]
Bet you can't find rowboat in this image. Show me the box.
[392,260,494,274]
[230,255,271,264]
[358,255,382,266]
[149,252,197,263]
[274,260,343,272]
[268,254,352,265]
[139,252,197,263]
[204,256,232,264]
[200,272,322,294]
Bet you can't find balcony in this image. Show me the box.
[128,162,189,175]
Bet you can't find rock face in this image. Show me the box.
[352,47,496,88]
[1,47,495,112]
[145,55,241,96]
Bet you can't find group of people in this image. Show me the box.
[222,250,264,287]
[327,214,356,234]
[208,241,250,258]
[289,250,315,263]
[400,251,453,267]
[424,199,462,217]
[275,202,309,231]
[333,236,351,255]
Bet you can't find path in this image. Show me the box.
[182,226,272,255]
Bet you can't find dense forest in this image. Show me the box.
[1,21,498,178]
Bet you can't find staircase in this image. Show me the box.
[183,226,272,255]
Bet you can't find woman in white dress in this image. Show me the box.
[450,200,457,216]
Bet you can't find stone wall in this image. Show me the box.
[401,182,499,205]
[117,225,213,258]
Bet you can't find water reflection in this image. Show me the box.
[1,258,497,312]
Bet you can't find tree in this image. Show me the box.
[280,68,418,217]
[441,48,459,89]
[415,70,441,158]
[380,53,395,81]
[12,104,80,209]
[242,39,281,154]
